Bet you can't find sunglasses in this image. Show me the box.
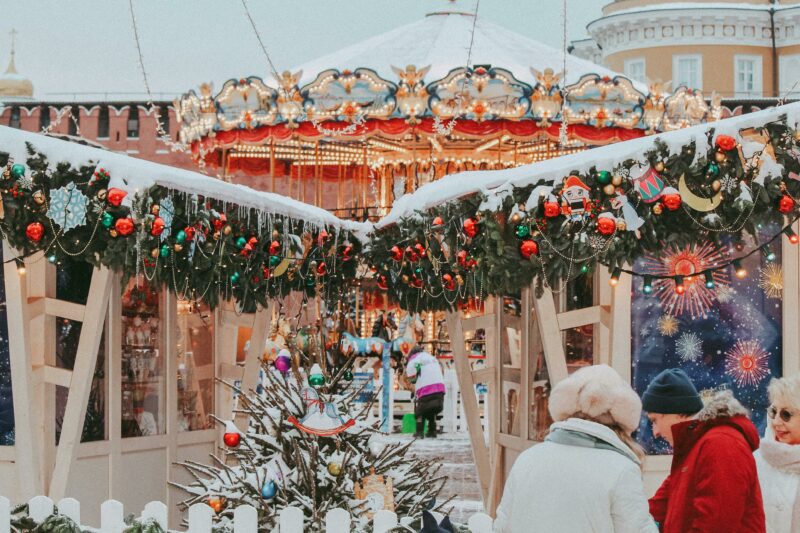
[768,405,795,423]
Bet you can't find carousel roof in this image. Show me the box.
[292,11,644,91]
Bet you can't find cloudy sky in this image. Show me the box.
[1,0,607,98]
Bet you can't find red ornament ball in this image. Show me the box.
[411,274,423,288]
[520,240,539,259]
[715,135,737,151]
[463,217,478,238]
[184,226,196,241]
[316,262,327,276]
[269,240,281,255]
[544,201,561,218]
[442,273,455,291]
[26,222,44,242]
[405,246,417,262]
[390,245,403,262]
[377,275,388,290]
[778,194,795,214]
[223,431,241,448]
[150,217,165,236]
[662,193,682,211]
[432,216,445,230]
[596,216,617,236]
[115,217,135,236]
[106,188,127,207]
[457,249,469,267]
[212,214,227,231]
[414,243,426,258]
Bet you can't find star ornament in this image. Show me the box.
[46,182,88,232]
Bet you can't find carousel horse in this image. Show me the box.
[262,317,293,362]
[391,312,422,356]
[339,331,386,357]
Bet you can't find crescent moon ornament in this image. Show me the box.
[678,174,723,212]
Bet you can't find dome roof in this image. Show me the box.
[291,11,644,91]
[0,39,33,98]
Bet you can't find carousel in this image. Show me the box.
[175,10,722,217]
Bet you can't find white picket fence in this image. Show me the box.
[0,495,495,532]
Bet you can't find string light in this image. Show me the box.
[762,245,776,262]
[674,275,685,295]
[643,275,653,295]
[785,226,799,244]
[15,258,25,275]
[733,259,747,279]
[609,267,621,287]
[704,271,715,289]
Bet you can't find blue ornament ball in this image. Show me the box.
[261,480,277,500]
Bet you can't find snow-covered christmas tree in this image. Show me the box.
[172,353,447,531]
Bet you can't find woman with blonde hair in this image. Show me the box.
[755,373,800,532]
[494,364,657,533]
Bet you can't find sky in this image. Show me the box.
[0,0,608,99]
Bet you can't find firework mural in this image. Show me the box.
[641,243,730,318]
[632,230,782,455]
[725,339,771,387]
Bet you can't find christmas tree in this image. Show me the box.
[172,355,447,531]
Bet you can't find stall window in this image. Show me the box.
[561,274,595,371]
[632,230,782,454]
[500,294,522,437]
[176,299,214,431]
[528,301,552,442]
[121,276,164,437]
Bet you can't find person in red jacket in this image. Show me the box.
[643,368,766,532]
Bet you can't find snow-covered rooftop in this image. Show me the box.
[376,101,800,229]
[292,11,645,91]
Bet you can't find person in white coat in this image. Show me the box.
[755,373,800,533]
[494,364,658,533]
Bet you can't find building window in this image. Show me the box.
[39,105,50,131]
[127,106,139,139]
[158,105,170,136]
[780,54,800,97]
[672,54,702,90]
[624,58,646,83]
[68,107,80,136]
[735,55,763,97]
[9,107,20,129]
[97,106,110,139]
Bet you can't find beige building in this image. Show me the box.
[573,0,800,99]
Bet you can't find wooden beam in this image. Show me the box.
[234,303,273,432]
[49,266,113,500]
[3,243,43,498]
[471,367,494,383]
[609,271,633,382]
[783,221,800,376]
[40,365,73,388]
[107,274,123,501]
[446,311,491,505]
[532,287,568,385]
[556,305,601,331]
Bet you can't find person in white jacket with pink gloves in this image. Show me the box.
[494,364,658,533]
[406,346,445,438]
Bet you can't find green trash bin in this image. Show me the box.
[402,413,417,434]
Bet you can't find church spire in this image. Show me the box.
[5,29,18,74]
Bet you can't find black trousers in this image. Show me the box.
[415,392,444,436]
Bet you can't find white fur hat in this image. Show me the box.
[548,364,642,434]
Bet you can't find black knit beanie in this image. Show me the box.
[642,368,703,414]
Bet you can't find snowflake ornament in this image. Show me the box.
[720,175,738,193]
[47,182,88,232]
[588,234,606,251]
[159,197,174,241]
[676,332,703,363]
[16,172,33,190]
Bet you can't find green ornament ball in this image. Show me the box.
[707,163,720,177]
[230,272,241,283]
[101,212,114,228]
[309,373,326,387]
[305,276,315,287]
[48,254,57,264]
[10,163,25,179]
[176,230,187,244]
[269,255,281,267]
[160,245,169,258]
[515,224,530,238]
[343,370,354,381]
[236,236,247,248]
[596,170,612,185]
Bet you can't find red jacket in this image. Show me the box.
[649,392,766,533]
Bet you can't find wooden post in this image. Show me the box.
[234,303,273,432]
[108,274,123,500]
[784,221,800,375]
[445,312,491,504]
[3,243,43,498]
[609,271,633,382]
[50,266,113,500]
[270,139,276,194]
[531,287,568,385]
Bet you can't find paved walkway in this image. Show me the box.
[380,433,485,524]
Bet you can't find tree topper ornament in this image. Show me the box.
[560,175,592,220]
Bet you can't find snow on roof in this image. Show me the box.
[292,11,645,92]
[598,2,799,19]
[376,101,800,229]
[0,125,369,236]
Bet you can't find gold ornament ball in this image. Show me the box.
[652,204,663,215]
[455,274,465,286]
[97,189,108,201]
[174,244,183,252]
[150,204,160,215]
[33,190,45,205]
[616,219,627,231]
[213,231,221,241]
[327,462,342,476]
[711,180,722,192]
[715,151,727,163]
[150,248,159,259]
[603,184,616,196]
[401,274,410,284]
[794,130,800,142]
[654,161,666,173]
[611,174,623,186]
[109,229,119,238]
[223,225,232,235]
[272,230,280,240]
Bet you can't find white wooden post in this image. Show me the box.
[28,495,54,523]
[279,505,303,532]
[0,495,10,533]
[468,512,495,533]
[187,503,214,533]
[324,508,350,533]
[372,510,398,533]
[56,497,80,525]
[235,304,273,432]
[233,504,258,532]
[141,501,168,529]
[100,499,125,533]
